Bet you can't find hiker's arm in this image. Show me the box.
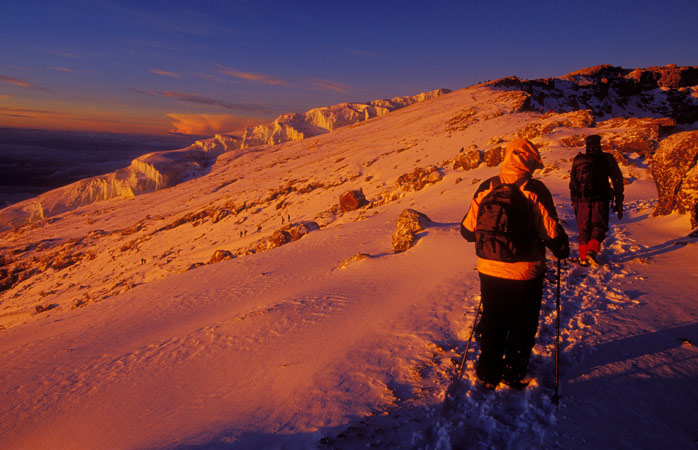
[460,213,476,242]
[608,154,624,200]
[460,179,492,242]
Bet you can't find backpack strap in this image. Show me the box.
[490,175,528,189]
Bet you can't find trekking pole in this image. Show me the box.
[553,257,562,404]
[455,297,483,382]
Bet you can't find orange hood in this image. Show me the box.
[499,138,544,182]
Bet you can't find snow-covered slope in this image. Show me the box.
[1,69,697,449]
[0,89,449,230]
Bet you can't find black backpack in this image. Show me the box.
[475,177,534,262]
[570,153,610,201]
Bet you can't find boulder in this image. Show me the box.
[453,150,482,170]
[209,249,235,264]
[396,166,443,191]
[339,189,368,212]
[484,146,504,167]
[392,209,432,253]
[650,131,698,223]
[284,221,320,241]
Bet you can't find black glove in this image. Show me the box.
[615,193,624,219]
[615,197,624,219]
[549,232,570,260]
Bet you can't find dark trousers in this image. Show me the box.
[476,273,544,384]
[573,200,610,245]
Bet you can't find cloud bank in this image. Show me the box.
[166,113,263,135]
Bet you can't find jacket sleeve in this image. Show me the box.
[525,179,570,258]
[460,179,492,242]
[568,154,581,199]
[607,154,624,200]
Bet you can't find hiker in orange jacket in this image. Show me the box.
[461,138,569,390]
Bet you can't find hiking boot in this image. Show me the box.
[482,380,498,391]
[586,250,599,267]
[502,377,531,390]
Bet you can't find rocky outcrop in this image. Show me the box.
[597,117,676,157]
[650,131,698,226]
[339,189,368,212]
[392,209,432,253]
[625,65,698,90]
[490,64,698,125]
[516,110,595,140]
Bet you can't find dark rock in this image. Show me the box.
[339,189,368,212]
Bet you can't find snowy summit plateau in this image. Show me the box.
[1,64,698,449]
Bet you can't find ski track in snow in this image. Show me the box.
[321,201,651,449]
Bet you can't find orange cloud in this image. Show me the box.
[215,64,289,86]
[149,68,180,78]
[0,75,34,88]
[166,113,264,135]
[310,78,351,93]
[49,66,74,72]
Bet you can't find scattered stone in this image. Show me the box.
[484,146,504,167]
[339,189,369,212]
[396,166,443,191]
[336,253,372,270]
[208,249,235,264]
[392,209,432,253]
[560,134,586,148]
[34,304,56,313]
[453,150,482,171]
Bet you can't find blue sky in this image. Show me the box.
[1,0,697,134]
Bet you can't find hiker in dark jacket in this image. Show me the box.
[569,134,624,266]
[461,138,570,390]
